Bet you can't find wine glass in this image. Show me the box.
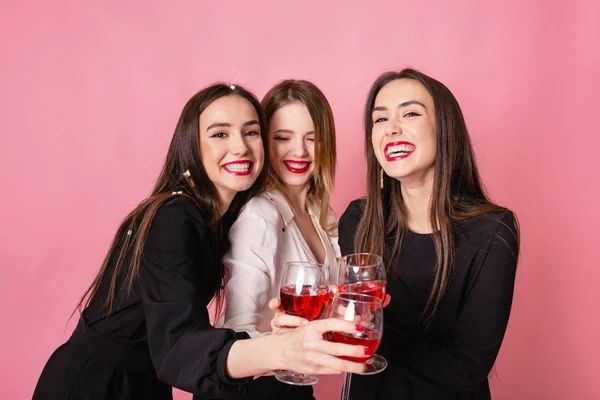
[327,292,384,365]
[336,253,387,399]
[275,261,330,386]
[328,292,386,400]
[337,253,387,302]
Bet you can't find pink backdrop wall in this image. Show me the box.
[1,1,599,399]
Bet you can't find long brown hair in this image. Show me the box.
[355,69,519,324]
[74,84,268,318]
[261,79,337,235]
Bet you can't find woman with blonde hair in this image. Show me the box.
[221,79,340,399]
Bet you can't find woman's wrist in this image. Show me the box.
[256,333,285,370]
[225,334,285,379]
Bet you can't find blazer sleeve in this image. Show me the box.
[139,198,251,397]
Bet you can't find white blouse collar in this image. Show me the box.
[263,190,320,228]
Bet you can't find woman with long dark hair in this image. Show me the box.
[339,69,520,399]
[32,83,367,400]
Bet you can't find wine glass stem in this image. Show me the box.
[340,372,352,400]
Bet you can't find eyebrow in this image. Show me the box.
[206,120,260,131]
[273,129,294,134]
[372,100,427,114]
[272,129,315,135]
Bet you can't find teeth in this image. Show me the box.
[285,161,308,169]
[386,144,415,156]
[224,162,250,172]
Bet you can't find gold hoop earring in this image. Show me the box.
[380,168,384,189]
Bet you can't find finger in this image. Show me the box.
[270,314,281,330]
[270,327,294,335]
[268,298,282,311]
[308,318,362,335]
[275,314,308,328]
[302,352,367,375]
[383,294,391,308]
[305,338,370,360]
[289,364,343,376]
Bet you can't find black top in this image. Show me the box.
[33,196,252,400]
[339,199,519,400]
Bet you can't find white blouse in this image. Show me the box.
[219,191,340,337]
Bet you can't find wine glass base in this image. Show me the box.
[275,370,319,386]
[356,354,387,375]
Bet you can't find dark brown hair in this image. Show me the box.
[74,83,268,318]
[356,68,519,324]
[261,80,337,235]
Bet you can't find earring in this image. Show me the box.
[380,168,384,189]
[183,169,196,188]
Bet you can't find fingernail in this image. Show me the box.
[364,347,373,355]
[355,324,365,332]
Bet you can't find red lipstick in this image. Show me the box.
[223,160,254,176]
[384,141,416,161]
[284,160,311,174]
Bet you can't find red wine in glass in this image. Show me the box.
[330,328,381,363]
[280,284,330,321]
[338,280,387,301]
[327,292,386,375]
[336,254,388,400]
[275,261,330,386]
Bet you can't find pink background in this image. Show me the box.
[1,1,599,399]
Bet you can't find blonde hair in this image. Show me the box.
[261,80,337,235]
